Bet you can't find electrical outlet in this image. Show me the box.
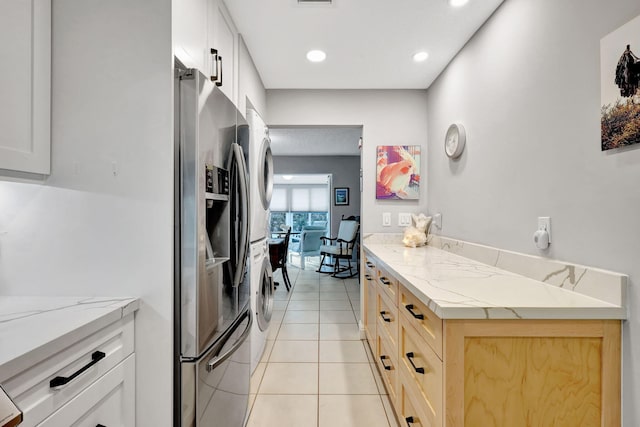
[537,216,551,243]
[382,212,391,227]
[398,213,411,227]
[433,213,442,229]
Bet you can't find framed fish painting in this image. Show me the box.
[376,145,420,200]
[601,13,640,151]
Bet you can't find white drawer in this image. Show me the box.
[4,314,134,427]
[37,353,135,427]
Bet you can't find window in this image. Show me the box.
[269,184,329,234]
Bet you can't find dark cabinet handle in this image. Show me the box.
[405,416,416,426]
[365,274,372,281]
[406,352,425,374]
[210,48,219,82]
[215,56,223,87]
[97,424,107,427]
[379,311,391,322]
[366,261,375,268]
[379,277,391,286]
[405,304,424,320]
[50,351,106,388]
[379,355,392,371]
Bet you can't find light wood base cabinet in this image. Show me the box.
[362,250,622,427]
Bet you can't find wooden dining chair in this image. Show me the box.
[272,227,292,291]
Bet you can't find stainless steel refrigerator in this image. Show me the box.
[174,60,251,427]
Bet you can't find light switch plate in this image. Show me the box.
[398,213,411,227]
[382,212,391,227]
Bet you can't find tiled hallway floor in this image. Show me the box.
[247,264,399,427]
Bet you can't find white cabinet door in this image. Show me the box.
[36,354,135,427]
[0,0,51,174]
[174,0,208,71]
[208,0,237,104]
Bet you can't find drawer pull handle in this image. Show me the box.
[405,416,416,426]
[97,424,107,427]
[379,355,392,371]
[405,304,424,320]
[365,274,373,281]
[366,261,375,268]
[50,351,106,388]
[379,311,392,322]
[406,352,425,374]
[379,277,391,286]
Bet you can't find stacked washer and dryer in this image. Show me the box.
[247,108,275,373]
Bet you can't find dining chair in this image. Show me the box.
[289,226,325,269]
[272,227,292,291]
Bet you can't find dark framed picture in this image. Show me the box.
[334,187,349,206]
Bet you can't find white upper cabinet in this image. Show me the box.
[174,0,238,105]
[0,0,51,175]
[173,0,208,72]
[208,0,237,104]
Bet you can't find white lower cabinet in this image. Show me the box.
[3,314,135,427]
[37,354,135,427]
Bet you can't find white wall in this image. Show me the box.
[0,1,174,426]
[267,90,429,235]
[238,34,267,118]
[426,0,640,423]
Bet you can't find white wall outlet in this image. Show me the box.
[533,216,551,249]
[398,213,411,227]
[537,216,551,242]
[382,212,391,227]
[433,213,442,229]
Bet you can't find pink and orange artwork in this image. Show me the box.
[376,145,420,200]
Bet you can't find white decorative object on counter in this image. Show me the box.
[402,213,432,248]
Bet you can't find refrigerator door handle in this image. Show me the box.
[206,309,252,372]
[231,143,250,288]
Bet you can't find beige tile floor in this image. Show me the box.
[247,263,400,427]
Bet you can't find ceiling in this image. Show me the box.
[269,126,362,156]
[226,0,504,89]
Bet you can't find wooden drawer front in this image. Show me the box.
[364,273,377,345]
[376,265,398,306]
[37,353,135,427]
[400,284,443,359]
[375,332,398,404]
[363,252,377,274]
[376,289,398,347]
[400,316,442,427]
[399,366,437,427]
[4,314,134,427]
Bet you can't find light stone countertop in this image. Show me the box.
[0,296,139,380]
[363,239,626,320]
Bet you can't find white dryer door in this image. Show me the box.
[258,137,273,211]
[256,255,274,331]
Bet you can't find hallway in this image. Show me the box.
[247,265,398,427]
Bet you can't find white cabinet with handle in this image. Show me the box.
[0,0,51,174]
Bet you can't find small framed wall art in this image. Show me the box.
[376,145,421,200]
[334,187,349,206]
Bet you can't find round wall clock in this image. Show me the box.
[444,123,466,159]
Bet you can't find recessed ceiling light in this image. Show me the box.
[413,51,429,62]
[306,50,326,62]
[449,0,469,7]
